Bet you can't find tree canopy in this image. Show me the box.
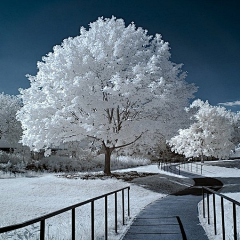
[168,99,240,161]
[17,16,197,174]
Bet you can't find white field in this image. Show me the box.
[1,161,239,240]
[0,164,181,240]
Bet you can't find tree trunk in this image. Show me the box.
[104,147,112,175]
[200,154,204,163]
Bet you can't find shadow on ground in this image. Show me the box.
[128,173,194,195]
[174,177,223,196]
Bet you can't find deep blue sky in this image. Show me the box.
[1,0,240,111]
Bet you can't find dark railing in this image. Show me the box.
[158,159,180,175]
[202,186,240,240]
[0,186,130,240]
[179,159,203,175]
[158,159,204,175]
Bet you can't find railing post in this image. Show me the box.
[221,197,225,240]
[40,220,45,240]
[128,187,130,217]
[122,189,125,225]
[105,196,108,240]
[201,164,203,175]
[207,192,210,224]
[233,203,237,240]
[213,193,217,235]
[115,192,117,233]
[202,188,205,218]
[91,201,94,240]
[72,208,75,240]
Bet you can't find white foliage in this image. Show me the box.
[0,93,22,146]
[17,16,196,153]
[168,99,239,160]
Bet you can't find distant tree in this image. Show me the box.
[229,112,240,146]
[17,16,197,174]
[0,93,22,147]
[168,99,239,162]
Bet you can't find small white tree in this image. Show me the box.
[168,99,239,162]
[230,112,240,146]
[17,16,197,174]
[0,93,22,147]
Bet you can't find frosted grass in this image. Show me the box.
[0,173,164,239]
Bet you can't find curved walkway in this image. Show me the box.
[123,169,223,240]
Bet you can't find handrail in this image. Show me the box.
[203,186,240,206]
[202,186,240,240]
[176,159,204,175]
[158,159,180,175]
[158,159,205,175]
[0,186,130,240]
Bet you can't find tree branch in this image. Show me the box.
[102,140,107,149]
[86,135,101,141]
[114,132,144,150]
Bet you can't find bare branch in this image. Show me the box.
[102,140,107,150]
[114,132,144,150]
[87,135,101,141]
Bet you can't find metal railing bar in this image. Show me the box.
[0,186,130,234]
[105,196,107,240]
[128,187,130,217]
[202,188,205,218]
[91,201,94,240]
[221,197,225,240]
[213,193,217,235]
[122,189,125,225]
[207,192,210,224]
[233,203,237,240]
[40,220,45,240]
[115,192,117,233]
[72,208,75,240]
[203,187,240,206]
[203,187,240,240]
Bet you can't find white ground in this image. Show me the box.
[0,164,182,240]
[114,164,186,177]
[1,162,240,240]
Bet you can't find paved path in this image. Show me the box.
[123,169,223,240]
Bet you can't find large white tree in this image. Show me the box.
[17,16,196,174]
[168,99,239,161]
[0,93,22,147]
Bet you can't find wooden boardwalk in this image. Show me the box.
[123,216,184,240]
[123,175,223,240]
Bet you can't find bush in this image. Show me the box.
[111,155,151,170]
[0,151,27,174]
[24,153,151,173]
[25,150,98,172]
[0,143,151,174]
